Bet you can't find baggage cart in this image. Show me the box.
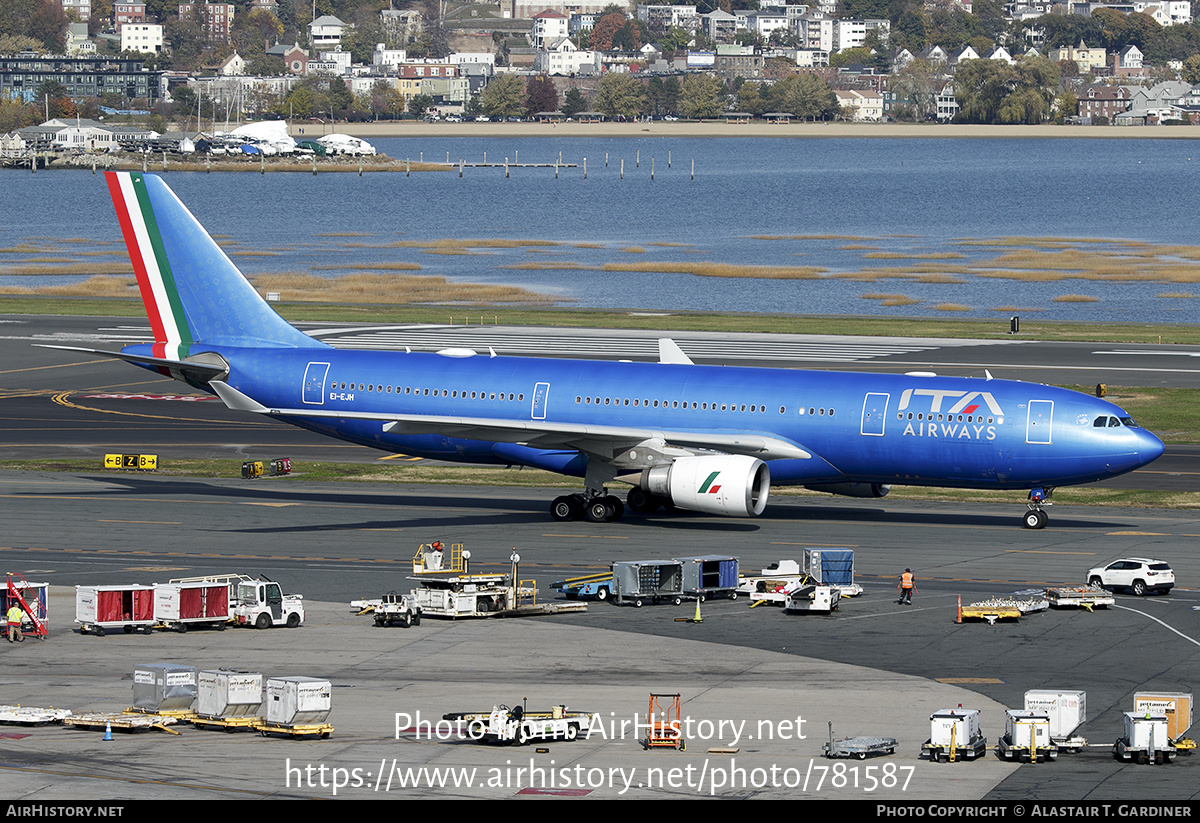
[1047,585,1114,610]
[444,702,595,745]
[997,710,1058,762]
[823,722,897,759]
[611,560,684,608]
[923,709,987,763]
[552,572,613,601]
[675,554,739,602]
[153,581,230,632]
[75,584,155,636]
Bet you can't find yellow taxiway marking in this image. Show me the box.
[377,454,423,461]
[98,519,183,525]
[1106,531,1170,536]
[936,678,1006,685]
[0,359,105,375]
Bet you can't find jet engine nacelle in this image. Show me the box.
[642,455,770,517]
[804,482,891,498]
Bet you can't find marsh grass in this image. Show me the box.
[1052,294,1100,303]
[0,275,136,297]
[620,246,647,254]
[1158,292,1197,298]
[934,303,971,312]
[863,252,967,260]
[0,262,132,275]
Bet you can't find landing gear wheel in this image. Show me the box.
[585,498,611,523]
[627,487,655,513]
[551,495,581,522]
[603,495,624,521]
[1023,509,1047,529]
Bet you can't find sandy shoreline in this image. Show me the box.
[294,120,1200,140]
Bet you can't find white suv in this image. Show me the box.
[1087,558,1174,596]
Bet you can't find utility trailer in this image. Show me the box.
[75,584,155,636]
[996,710,1058,763]
[923,709,987,763]
[1114,712,1176,764]
[823,722,897,759]
[410,547,584,618]
[153,581,230,632]
[738,560,808,602]
[611,560,684,608]
[1047,585,1114,610]
[552,572,613,602]
[443,703,595,745]
[675,554,739,602]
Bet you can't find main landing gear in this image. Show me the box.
[1023,487,1052,530]
[551,493,625,523]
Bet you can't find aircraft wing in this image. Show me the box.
[209,381,811,461]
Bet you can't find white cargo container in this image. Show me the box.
[997,710,1057,762]
[265,677,331,726]
[923,708,987,763]
[132,664,197,714]
[196,670,262,719]
[1024,689,1087,749]
[75,584,155,636]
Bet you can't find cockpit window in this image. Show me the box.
[1120,417,1139,428]
[1108,417,1121,427]
[1093,417,1108,427]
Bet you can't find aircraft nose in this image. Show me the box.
[1136,428,1166,466]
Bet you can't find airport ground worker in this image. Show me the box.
[898,569,915,605]
[7,603,25,642]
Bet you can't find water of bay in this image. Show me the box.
[3,135,1199,322]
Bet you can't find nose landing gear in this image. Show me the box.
[1022,487,1052,529]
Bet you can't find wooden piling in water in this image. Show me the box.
[620,158,624,179]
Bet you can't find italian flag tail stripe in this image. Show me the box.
[105,171,191,362]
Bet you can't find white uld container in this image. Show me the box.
[132,664,197,712]
[266,677,331,725]
[197,670,263,719]
[1124,712,1170,749]
[929,709,981,747]
[1024,690,1086,739]
[1005,710,1053,748]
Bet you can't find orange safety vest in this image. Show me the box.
[901,572,914,590]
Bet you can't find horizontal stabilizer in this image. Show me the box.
[35,344,228,382]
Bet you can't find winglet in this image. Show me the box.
[658,338,694,365]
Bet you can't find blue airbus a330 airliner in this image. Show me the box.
[48,172,1164,529]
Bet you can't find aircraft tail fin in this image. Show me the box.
[105,171,320,356]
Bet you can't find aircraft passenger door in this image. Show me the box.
[303,361,330,405]
[1026,400,1054,444]
[860,392,889,436]
[531,382,550,420]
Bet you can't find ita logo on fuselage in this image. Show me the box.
[897,388,1004,441]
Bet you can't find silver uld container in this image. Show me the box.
[197,670,263,718]
[132,664,197,712]
[266,676,331,725]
